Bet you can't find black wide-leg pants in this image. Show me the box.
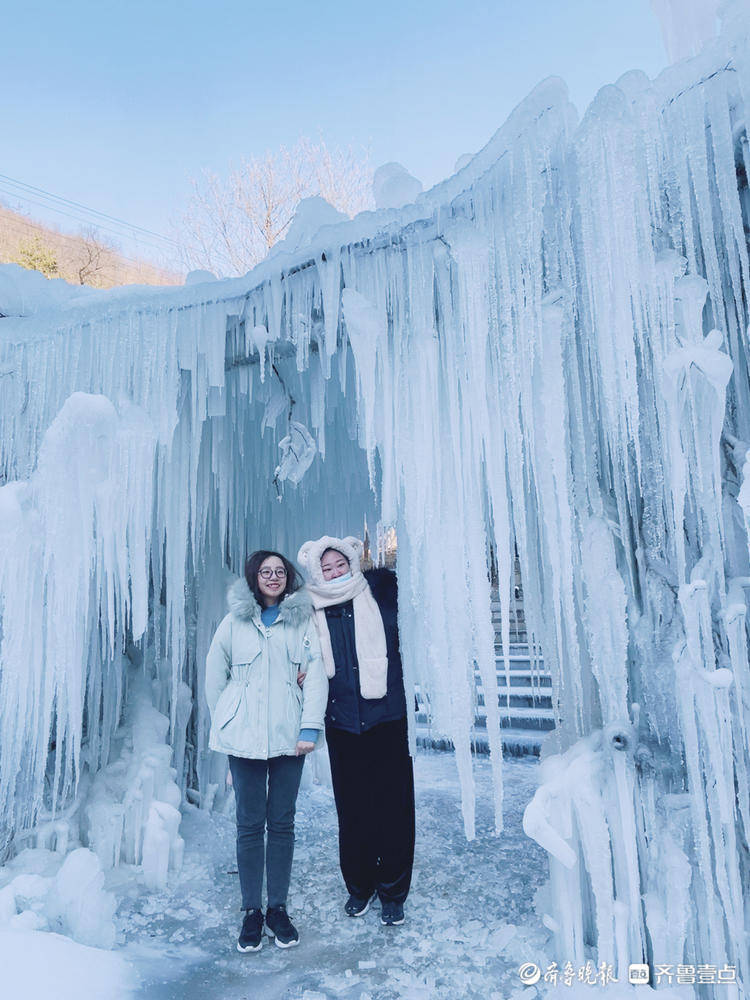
[325,716,415,904]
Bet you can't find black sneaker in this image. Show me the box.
[237,908,263,952]
[265,904,300,948]
[345,892,375,917]
[380,900,405,926]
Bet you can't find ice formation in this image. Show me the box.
[1,0,750,989]
[0,262,98,316]
[0,847,117,948]
[372,162,424,209]
[269,195,349,257]
[651,0,721,62]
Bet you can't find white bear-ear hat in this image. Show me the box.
[296,534,388,699]
[297,535,364,586]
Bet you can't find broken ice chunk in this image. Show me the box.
[274,421,316,486]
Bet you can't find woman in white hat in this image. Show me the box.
[297,535,415,927]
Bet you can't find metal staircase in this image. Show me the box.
[413,589,556,757]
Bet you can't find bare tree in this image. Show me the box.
[177,137,373,277]
[73,228,115,286]
[0,205,181,288]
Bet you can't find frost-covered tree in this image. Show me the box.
[177,137,373,277]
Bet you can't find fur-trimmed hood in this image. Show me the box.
[226,577,313,627]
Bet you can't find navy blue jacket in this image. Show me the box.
[324,568,408,734]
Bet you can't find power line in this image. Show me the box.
[1,210,130,260]
[0,210,157,269]
[0,172,182,250]
[0,208,180,278]
[0,185,180,261]
[0,186,177,256]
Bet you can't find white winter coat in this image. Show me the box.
[205,579,328,759]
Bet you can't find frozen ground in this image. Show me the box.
[117,751,550,1000]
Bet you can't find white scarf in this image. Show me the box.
[298,536,388,700]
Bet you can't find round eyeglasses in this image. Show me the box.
[259,567,287,580]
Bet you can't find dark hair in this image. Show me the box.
[321,546,350,565]
[244,550,301,605]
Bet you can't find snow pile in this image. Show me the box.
[372,162,423,209]
[0,928,135,1000]
[0,262,98,317]
[184,269,218,285]
[270,195,349,257]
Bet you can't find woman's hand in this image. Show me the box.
[296,670,307,687]
[295,740,315,756]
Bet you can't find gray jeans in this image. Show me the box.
[228,754,305,910]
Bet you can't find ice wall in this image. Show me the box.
[1,0,750,987]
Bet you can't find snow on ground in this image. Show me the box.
[117,751,549,1000]
[0,928,136,1000]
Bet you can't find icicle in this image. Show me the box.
[341,288,383,492]
[316,248,341,365]
[580,517,629,723]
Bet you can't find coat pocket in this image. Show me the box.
[213,684,244,731]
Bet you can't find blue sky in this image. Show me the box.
[1,0,668,268]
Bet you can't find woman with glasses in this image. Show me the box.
[205,550,327,952]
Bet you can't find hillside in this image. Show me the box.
[0,202,182,288]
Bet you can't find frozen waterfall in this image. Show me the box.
[2,1,750,990]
